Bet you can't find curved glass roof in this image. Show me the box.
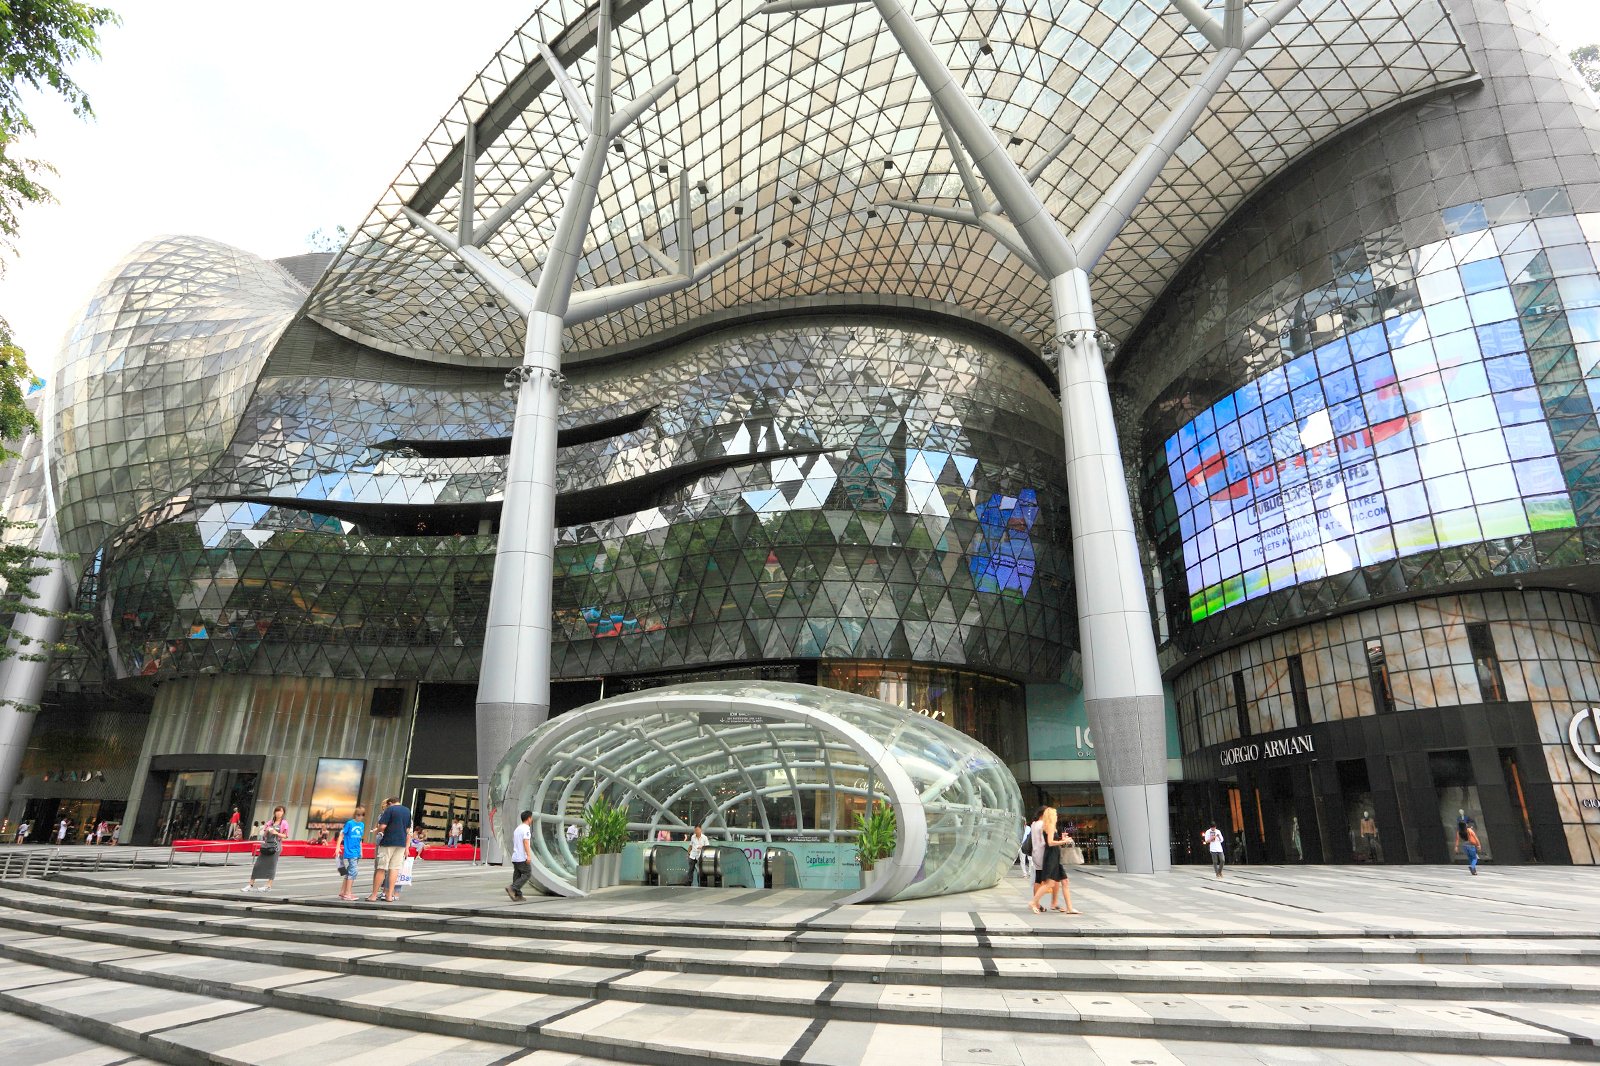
[306,0,1471,364]
[492,679,1023,900]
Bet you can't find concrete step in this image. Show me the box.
[0,1005,169,1065]
[31,873,1600,966]
[1,884,1596,1007]
[0,881,1596,1061]
[0,957,573,1065]
[0,921,1595,1063]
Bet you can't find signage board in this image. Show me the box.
[1570,707,1600,775]
[698,710,772,728]
[1218,732,1316,768]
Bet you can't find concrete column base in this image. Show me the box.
[1101,782,1172,874]
[1084,692,1171,874]
[476,699,550,865]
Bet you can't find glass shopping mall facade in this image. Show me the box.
[6,0,1600,866]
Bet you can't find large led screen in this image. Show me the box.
[1165,297,1575,623]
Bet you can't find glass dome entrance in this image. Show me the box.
[491,680,1023,902]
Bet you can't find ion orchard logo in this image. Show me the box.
[1570,707,1600,776]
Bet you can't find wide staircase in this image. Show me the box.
[0,873,1594,1064]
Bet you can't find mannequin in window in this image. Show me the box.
[1359,810,1378,860]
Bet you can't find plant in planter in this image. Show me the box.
[582,796,631,889]
[573,831,598,892]
[854,801,897,872]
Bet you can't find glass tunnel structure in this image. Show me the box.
[491,680,1024,902]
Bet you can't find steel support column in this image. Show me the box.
[0,517,68,822]
[475,311,564,860]
[1051,270,1169,872]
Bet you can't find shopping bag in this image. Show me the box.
[396,856,415,889]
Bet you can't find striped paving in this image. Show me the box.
[0,860,1591,1063]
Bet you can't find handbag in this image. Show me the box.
[258,826,282,856]
[1063,843,1085,866]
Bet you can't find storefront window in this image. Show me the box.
[1429,749,1491,862]
[1467,622,1505,701]
[1338,758,1382,862]
[817,661,1027,766]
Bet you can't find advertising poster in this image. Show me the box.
[308,758,366,832]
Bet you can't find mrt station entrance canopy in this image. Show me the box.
[491,681,1024,902]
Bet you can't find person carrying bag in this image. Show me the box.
[243,806,288,893]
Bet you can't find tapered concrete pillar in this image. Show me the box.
[0,518,68,821]
[1052,269,1170,873]
[475,311,564,863]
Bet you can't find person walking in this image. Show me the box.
[367,797,411,902]
[55,818,69,845]
[687,824,709,886]
[1203,823,1226,879]
[243,806,289,892]
[336,804,367,900]
[14,821,29,845]
[447,818,463,848]
[1026,806,1049,913]
[505,809,532,902]
[1027,807,1080,915]
[1049,810,1082,914]
[1455,817,1481,875]
[227,808,242,841]
[1018,818,1034,880]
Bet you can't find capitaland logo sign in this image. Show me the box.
[1570,707,1600,776]
[1219,733,1316,767]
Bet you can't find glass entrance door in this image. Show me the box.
[154,770,259,845]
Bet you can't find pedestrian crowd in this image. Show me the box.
[1,817,120,845]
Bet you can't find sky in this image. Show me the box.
[1,0,1598,378]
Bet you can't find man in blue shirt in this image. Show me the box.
[367,797,411,902]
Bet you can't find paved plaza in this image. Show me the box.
[0,853,1592,1064]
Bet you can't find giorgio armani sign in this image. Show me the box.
[1219,733,1316,768]
[1571,707,1600,776]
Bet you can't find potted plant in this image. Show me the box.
[854,801,896,891]
[583,796,630,889]
[573,830,598,892]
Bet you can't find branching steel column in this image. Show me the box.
[406,0,757,863]
[1051,270,1169,870]
[760,0,1301,873]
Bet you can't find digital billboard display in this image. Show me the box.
[1164,300,1575,623]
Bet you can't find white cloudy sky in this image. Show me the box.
[2,0,1599,378]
